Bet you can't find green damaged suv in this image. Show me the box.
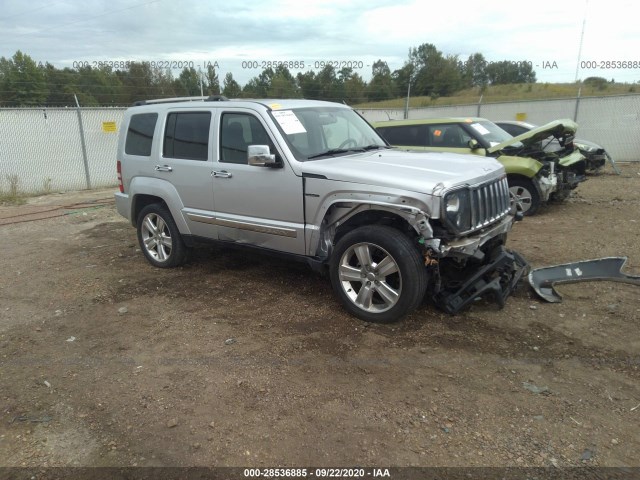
[374,118,587,216]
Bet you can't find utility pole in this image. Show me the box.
[404,64,414,120]
[574,0,588,83]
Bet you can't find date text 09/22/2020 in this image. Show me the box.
[70,60,368,70]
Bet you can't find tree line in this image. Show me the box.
[0,45,538,107]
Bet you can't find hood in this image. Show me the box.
[299,149,505,195]
[487,119,578,154]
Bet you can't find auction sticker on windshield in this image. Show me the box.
[470,123,491,135]
[272,110,307,134]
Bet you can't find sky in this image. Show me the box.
[1,0,638,87]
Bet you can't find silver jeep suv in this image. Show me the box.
[115,96,527,323]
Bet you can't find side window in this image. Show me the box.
[377,125,428,147]
[125,113,157,156]
[220,113,274,164]
[163,112,211,161]
[500,124,526,137]
[428,124,469,148]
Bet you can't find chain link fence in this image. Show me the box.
[359,94,640,162]
[0,107,125,195]
[1,95,639,195]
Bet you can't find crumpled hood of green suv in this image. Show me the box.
[487,119,578,155]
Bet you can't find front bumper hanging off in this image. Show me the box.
[432,246,529,314]
[529,256,640,303]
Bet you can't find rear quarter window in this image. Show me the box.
[125,113,158,156]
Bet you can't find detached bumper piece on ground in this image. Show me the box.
[529,257,640,303]
[433,246,529,314]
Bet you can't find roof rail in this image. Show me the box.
[132,95,229,106]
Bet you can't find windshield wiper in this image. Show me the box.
[306,148,363,160]
[306,145,389,160]
[362,144,390,151]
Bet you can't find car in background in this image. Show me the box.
[374,117,587,216]
[495,120,608,173]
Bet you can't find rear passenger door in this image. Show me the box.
[156,110,218,238]
[210,109,306,255]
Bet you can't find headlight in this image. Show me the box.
[443,189,472,232]
[574,142,596,153]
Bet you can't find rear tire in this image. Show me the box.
[137,204,187,268]
[329,226,428,323]
[508,177,540,216]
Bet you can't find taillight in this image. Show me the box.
[117,160,124,193]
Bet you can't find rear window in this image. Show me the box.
[125,113,157,156]
[163,112,212,161]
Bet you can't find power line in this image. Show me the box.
[0,1,66,21]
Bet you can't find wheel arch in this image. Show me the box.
[128,177,189,233]
[506,173,542,196]
[334,209,418,245]
[311,201,432,261]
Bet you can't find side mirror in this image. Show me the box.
[248,145,278,167]
[468,139,480,150]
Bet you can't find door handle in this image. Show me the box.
[212,170,232,178]
[155,165,173,172]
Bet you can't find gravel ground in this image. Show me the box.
[0,163,639,470]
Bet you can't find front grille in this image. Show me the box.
[469,176,511,231]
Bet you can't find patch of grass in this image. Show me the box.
[355,82,638,109]
[0,174,26,206]
[0,192,26,206]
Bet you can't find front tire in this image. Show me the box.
[329,226,428,323]
[508,177,540,216]
[136,204,187,268]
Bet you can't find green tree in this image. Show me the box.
[117,62,156,103]
[73,65,123,105]
[43,63,76,106]
[243,68,275,97]
[205,65,220,95]
[486,60,536,85]
[315,65,338,100]
[583,76,608,89]
[176,67,201,96]
[461,53,488,88]
[343,71,367,105]
[408,43,463,97]
[296,70,319,99]
[392,62,415,101]
[222,72,242,98]
[368,60,396,101]
[267,65,300,98]
[0,50,48,106]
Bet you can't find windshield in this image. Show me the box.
[464,120,524,148]
[269,107,388,161]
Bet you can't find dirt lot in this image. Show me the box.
[1,164,639,470]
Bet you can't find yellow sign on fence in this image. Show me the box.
[102,121,117,133]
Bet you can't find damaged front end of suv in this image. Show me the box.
[423,177,529,314]
[303,151,529,319]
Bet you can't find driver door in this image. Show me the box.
[210,109,306,255]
